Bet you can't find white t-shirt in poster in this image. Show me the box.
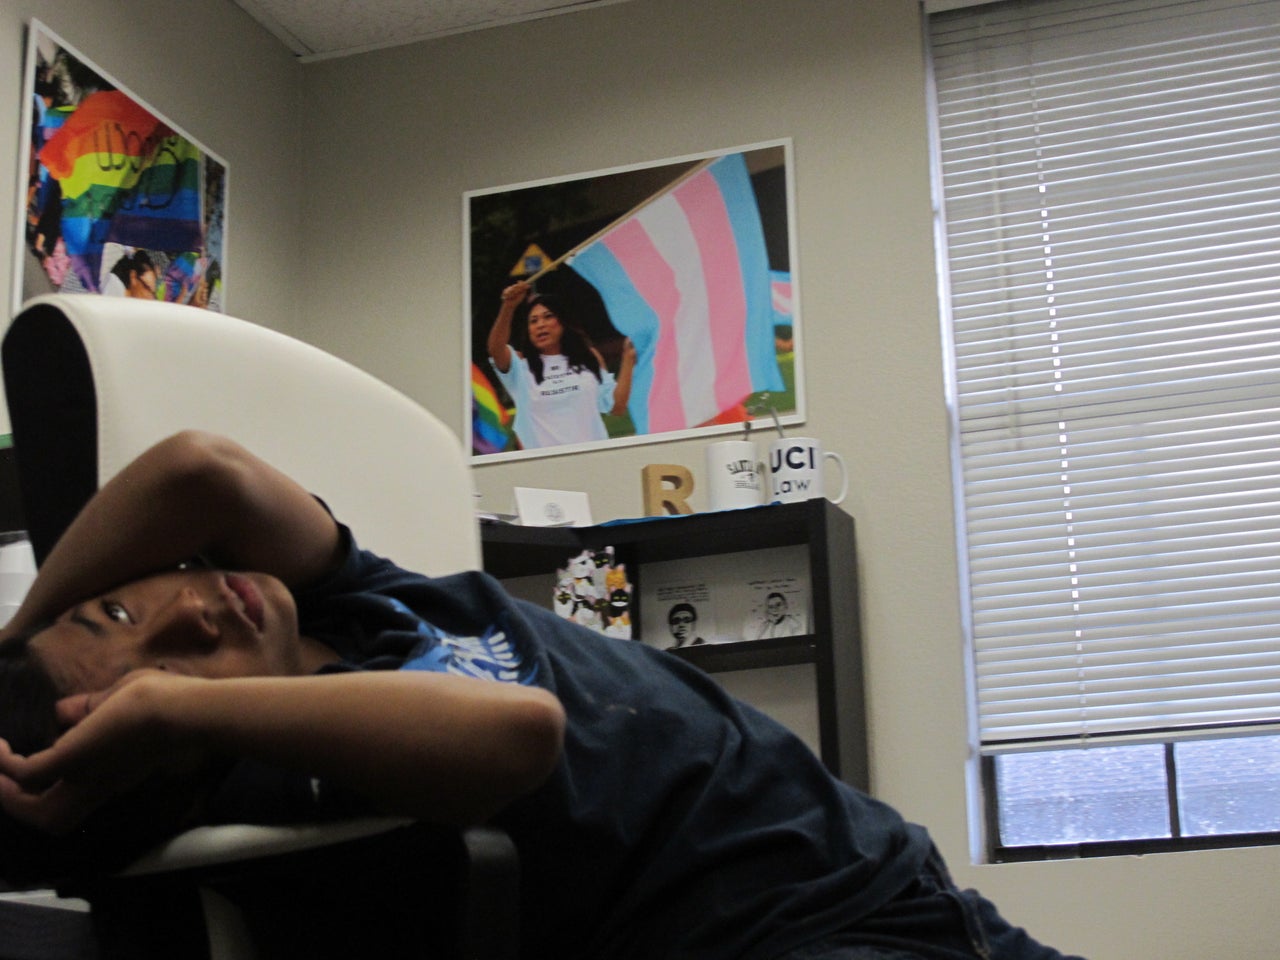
[493,352,618,449]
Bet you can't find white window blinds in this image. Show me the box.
[928,0,1280,748]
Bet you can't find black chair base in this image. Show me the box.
[58,824,518,960]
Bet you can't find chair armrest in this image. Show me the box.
[115,817,415,875]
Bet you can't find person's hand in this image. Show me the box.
[500,281,531,304]
[621,338,637,365]
[0,669,207,835]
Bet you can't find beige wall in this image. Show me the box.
[2,0,1276,956]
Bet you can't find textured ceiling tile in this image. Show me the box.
[231,0,631,59]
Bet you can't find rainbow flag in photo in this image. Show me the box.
[104,132,204,253]
[567,152,784,435]
[37,89,203,289]
[472,362,514,454]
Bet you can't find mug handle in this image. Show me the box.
[825,452,848,505]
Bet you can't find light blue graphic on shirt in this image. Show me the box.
[388,597,537,686]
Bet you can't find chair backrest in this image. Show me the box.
[2,294,479,577]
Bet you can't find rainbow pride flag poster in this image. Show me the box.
[15,21,227,314]
[465,141,802,462]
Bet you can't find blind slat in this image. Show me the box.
[929,0,1280,746]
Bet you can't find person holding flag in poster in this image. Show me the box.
[487,281,636,450]
[476,147,786,454]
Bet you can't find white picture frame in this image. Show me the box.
[465,139,802,462]
[15,20,228,315]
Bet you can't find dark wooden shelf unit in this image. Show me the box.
[479,499,866,789]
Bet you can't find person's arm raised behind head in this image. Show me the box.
[2,431,342,639]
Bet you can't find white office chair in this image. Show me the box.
[1,294,518,959]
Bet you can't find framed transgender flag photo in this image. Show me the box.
[464,140,802,463]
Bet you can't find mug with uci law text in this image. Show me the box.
[705,439,764,511]
[767,437,847,504]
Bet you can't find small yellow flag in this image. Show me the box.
[510,244,551,277]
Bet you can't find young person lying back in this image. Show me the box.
[0,431,1086,960]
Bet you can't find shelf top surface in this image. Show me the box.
[480,499,852,578]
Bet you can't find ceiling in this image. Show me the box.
[229,0,634,62]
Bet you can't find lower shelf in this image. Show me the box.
[666,634,819,673]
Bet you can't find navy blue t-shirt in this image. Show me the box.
[216,529,933,960]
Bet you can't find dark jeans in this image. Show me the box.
[782,848,1087,960]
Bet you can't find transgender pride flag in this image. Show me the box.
[567,153,784,435]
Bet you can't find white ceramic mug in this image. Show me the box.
[705,439,764,511]
[767,437,847,504]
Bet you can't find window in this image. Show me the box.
[926,0,1280,859]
